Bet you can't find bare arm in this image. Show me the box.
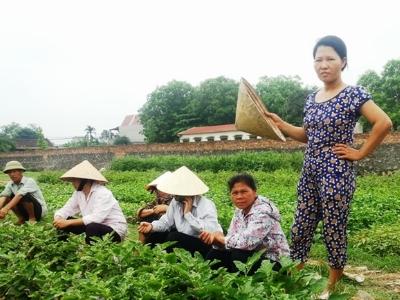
[333,101,392,161]
[4,193,23,210]
[0,196,6,208]
[199,231,225,247]
[265,112,308,143]
[53,217,84,229]
[138,208,155,218]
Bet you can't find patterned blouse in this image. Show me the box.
[225,196,290,262]
[301,86,372,177]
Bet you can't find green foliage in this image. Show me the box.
[35,127,48,149]
[0,222,326,299]
[192,76,239,125]
[351,222,400,256]
[0,134,16,152]
[113,135,131,145]
[110,151,305,173]
[349,172,400,231]
[139,80,196,143]
[138,76,314,142]
[37,171,64,184]
[0,122,49,151]
[256,75,314,126]
[1,165,399,298]
[358,59,400,130]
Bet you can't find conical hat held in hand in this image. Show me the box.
[235,78,286,142]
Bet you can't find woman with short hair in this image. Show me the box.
[200,173,289,274]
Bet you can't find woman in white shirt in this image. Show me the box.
[53,160,127,244]
[138,166,223,258]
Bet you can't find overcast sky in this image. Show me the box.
[1,0,399,144]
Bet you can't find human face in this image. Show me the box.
[230,182,257,213]
[7,169,24,184]
[71,179,81,190]
[314,46,346,84]
[156,189,169,198]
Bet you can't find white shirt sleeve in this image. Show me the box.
[151,201,176,232]
[184,199,223,233]
[54,193,80,219]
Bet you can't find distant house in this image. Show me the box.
[118,114,145,143]
[178,124,258,142]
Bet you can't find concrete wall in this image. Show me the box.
[0,133,399,174]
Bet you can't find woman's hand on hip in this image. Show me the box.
[333,143,363,161]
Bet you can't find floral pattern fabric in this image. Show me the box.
[290,86,372,268]
[225,196,290,262]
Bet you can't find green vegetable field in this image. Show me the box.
[1,153,399,299]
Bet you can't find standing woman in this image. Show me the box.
[266,35,392,297]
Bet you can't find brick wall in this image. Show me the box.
[0,133,399,174]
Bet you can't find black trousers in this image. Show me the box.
[148,231,211,259]
[9,193,42,221]
[206,248,281,275]
[58,219,121,244]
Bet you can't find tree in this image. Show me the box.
[0,122,22,139]
[113,136,131,145]
[358,59,400,130]
[0,123,49,151]
[139,80,195,143]
[191,76,239,125]
[85,125,97,145]
[256,76,314,126]
[35,128,48,149]
[62,138,88,148]
[0,135,15,152]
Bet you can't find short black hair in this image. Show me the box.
[228,173,257,192]
[313,35,347,70]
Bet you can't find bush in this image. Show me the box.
[37,171,64,184]
[110,151,304,172]
[113,136,131,145]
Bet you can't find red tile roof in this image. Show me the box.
[178,124,238,136]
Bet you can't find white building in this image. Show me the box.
[178,124,258,142]
[119,114,145,143]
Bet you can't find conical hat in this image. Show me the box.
[146,171,172,191]
[235,78,286,142]
[60,160,108,183]
[156,166,209,196]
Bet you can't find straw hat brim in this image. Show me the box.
[60,160,108,183]
[235,78,286,142]
[3,161,26,173]
[157,166,209,196]
[146,171,172,191]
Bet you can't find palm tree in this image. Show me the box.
[85,125,96,145]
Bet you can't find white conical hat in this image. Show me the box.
[60,160,108,183]
[156,166,209,196]
[146,171,172,190]
[235,78,286,142]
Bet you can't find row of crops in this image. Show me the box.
[1,153,400,299]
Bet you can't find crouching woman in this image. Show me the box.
[200,173,289,274]
[53,160,127,244]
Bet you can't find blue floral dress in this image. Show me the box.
[290,86,372,268]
